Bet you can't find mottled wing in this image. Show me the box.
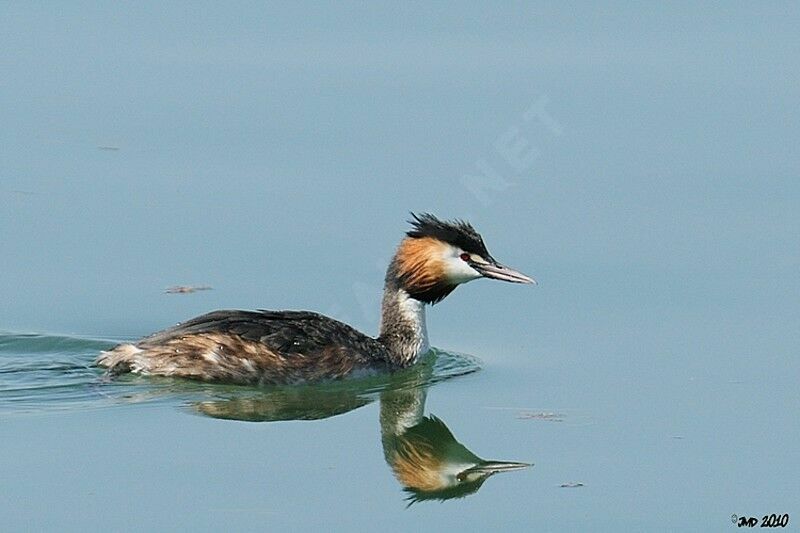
[138,309,379,358]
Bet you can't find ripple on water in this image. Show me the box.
[0,332,481,419]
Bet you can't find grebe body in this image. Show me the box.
[97,214,534,384]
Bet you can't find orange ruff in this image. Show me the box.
[395,237,447,293]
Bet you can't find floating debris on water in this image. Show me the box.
[164,285,213,294]
[97,146,120,151]
[560,482,584,488]
[517,411,564,422]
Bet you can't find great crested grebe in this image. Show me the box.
[97,213,535,384]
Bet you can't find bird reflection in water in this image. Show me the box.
[379,384,529,504]
[189,351,531,503]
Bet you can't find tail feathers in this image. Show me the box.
[96,343,144,375]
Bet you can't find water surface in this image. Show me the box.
[2,2,798,531]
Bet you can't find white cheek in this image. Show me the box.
[441,246,482,283]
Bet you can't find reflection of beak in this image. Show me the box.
[457,460,532,480]
[472,261,537,285]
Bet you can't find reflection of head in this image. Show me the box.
[386,415,530,505]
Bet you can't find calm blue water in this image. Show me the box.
[2,2,799,531]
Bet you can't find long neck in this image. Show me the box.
[378,266,430,367]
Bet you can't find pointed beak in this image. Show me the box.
[473,261,537,285]
[458,460,532,480]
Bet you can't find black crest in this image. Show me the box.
[407,213,493,259]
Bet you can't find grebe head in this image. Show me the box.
[391,213,536,304]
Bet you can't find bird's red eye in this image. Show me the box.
[460,253,471,262]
